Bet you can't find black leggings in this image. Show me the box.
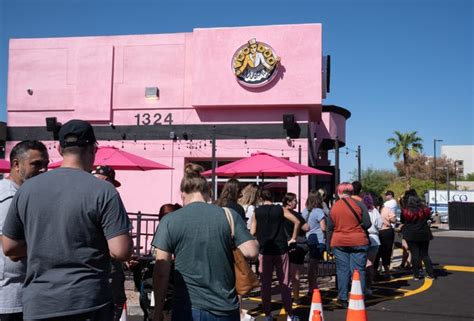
[406,240,434,277]
[375,228,395,270]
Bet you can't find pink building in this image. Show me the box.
[5,23,350,219]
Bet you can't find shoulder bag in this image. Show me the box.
[341,198,370,241]
[223,207,260,296]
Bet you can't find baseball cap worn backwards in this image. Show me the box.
[59,119,97,148]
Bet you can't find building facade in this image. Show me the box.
[441,145,474,178]
[5,23,350,214]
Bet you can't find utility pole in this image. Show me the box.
[357,145,361,183]
[447,166,450,206]
[433,139,443,215]
[335,136,340,187]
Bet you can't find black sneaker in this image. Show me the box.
[413,276,422,281]
[337,299,349,308]
[426,274,436,280]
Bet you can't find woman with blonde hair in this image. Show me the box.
[152,163,258,321]
[238,183,261,229]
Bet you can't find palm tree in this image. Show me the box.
[387,131,424,189]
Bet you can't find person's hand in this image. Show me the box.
[124,254,140,270]
[288,239,296,247]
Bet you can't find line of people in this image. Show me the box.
[0,119,435,321]
[151,178,436,321]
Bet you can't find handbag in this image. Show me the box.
[223,207,260,296]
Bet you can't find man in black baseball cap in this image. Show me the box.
[3,119,132,321]
[59,119,97,148]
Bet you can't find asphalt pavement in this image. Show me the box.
[129,229,474,321]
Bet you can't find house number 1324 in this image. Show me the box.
[134,113,173,126]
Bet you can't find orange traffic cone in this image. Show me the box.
[346,269,367,321]
[312,310,322,321]
[308,289,324,321]
[119,302,128,321]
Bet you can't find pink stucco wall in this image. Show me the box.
[6,24,347,217]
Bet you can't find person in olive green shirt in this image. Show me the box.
[152,164,258,321]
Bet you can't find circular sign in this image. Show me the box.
[231,38,281,88]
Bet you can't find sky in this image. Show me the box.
[0,0,472,180]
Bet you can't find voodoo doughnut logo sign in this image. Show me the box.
[232,38,281,88]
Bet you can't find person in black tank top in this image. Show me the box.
[250,190,302,321]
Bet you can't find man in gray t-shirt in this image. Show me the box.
[2,120,132,321]
[0,140,49,321]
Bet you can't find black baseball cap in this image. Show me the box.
[59,119,97,148]
[385,190,395,197]
[91,165,121,187]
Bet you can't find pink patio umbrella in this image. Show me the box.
[202,152,331,178]
[0,159,10,173]
[49,146,173,171]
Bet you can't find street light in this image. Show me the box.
[454,160,463,190]
[433,139,443,214]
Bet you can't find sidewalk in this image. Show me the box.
[431,223,474,238]
[125,278,143,316]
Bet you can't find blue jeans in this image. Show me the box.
[333,246,368,301]
[172,307,240,321]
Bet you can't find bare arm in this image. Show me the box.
[107,234,133,261]
[2,236,27,262]
[320,218,327,232]
[237,239,259,260]
[301,222,310,233]
[388,210,397,223]
[250,213,257,236]
[153,249,172,321]
[283,208,301,242]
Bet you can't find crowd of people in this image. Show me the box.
[151,176,436,320]
[0,119,436,321]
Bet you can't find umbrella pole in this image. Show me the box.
[298,145,302,213]
[211,126,217,202]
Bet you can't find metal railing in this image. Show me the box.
[128,212,160,256]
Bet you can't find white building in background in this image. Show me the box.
[441,145,474,177]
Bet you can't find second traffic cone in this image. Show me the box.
[308,289,324,321]
[119,302,127,321]
[346,269,367,321]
